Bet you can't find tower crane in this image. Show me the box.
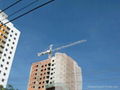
[37,40,87,58]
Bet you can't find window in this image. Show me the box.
[8,56,11,59]
[5,67,8,70]
[8,39,11,42]
[2,40,6,44]
[41,69,43,72]
[7,44,9,46]
[15,33,17,36]
[5,31,9,35]
[7,27,10,30]
[3,73,6,76]
[5,48,8,51]
[0,51,2,54]
[48,63,51,66]
[46,76,49,79]
[36,65,38,67]
[47,72,50,75]
[40,78,42,80]
[2,79,4,82]
[10,51,12,54]
[4,54,6,56]
[2,59,4,62]
[0,45,4,49]
[14,37,16,40]
[46,80,49,83]
[11,47,13,49]
[1,64,3,67]
[33,81,36,84]
[48,67,50,70]
[12,42,15,44]
[7,62,9,65]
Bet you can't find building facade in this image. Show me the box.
[0,10,20,87]
[28,53,82,90]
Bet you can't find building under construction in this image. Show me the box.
[27,53,82,90]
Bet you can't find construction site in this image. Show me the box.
[27,40,86,90]
[0,0,119,90]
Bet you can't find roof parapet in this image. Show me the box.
[0,10,8,20]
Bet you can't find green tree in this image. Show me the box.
[0,84,17,90]
[0,85,6,90]
[0,85,3,88]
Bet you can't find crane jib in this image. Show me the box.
[37,40,87,58]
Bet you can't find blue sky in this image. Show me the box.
[1,0,120,90]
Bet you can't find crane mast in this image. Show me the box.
[38,40,87,58]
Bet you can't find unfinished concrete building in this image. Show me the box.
[28,53,82,90]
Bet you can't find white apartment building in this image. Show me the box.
[0,10,20,87]
[28,53,82,90]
